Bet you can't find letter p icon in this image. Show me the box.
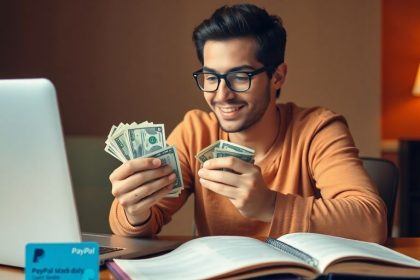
[32,248,45,263]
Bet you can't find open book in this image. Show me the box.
[107,233,420,279]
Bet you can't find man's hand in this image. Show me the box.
[109,158,177,226]
[197,157,276,222]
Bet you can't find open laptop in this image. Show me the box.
[0,79,182,267]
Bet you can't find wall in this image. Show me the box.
[382,0,420,141]
[0,0,381,155]
[0,0,381,234]
[381,0,420,237]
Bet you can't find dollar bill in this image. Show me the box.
[104,125,123,161]
[106,123,128,162]
[195,140,255,165]
[104,121,183,197]
[194,141,220,164]
[213,148,254,163]
[105,144,121,161]
[111,127,132,162]
[214,147,255,172]
[218,140,255,155]
[143,145,184,197]
[127,124,166,158]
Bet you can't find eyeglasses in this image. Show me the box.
[192,66,268,93]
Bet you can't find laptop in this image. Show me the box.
[0,78,182,268]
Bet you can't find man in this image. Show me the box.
[109,4,387,243]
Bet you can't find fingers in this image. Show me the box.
[118,173,177,207]
[109,157,179,223]
[125,183,174,217]
[112,164,174,196]
[203,157,253,174]
[110,157,161,182]
[198,157,262,202]
[198,157,259,187]
[198,168,238,187]
[199,177,237,199]
[116,171,176,221]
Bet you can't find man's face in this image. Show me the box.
[202,38,274,133]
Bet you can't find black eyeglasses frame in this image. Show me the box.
[192,66,268,93]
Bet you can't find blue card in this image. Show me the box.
[25,242,99,280]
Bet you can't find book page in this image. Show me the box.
[278,232,420,273]
[113,236,312,280]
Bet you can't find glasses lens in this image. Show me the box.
[196,73,218,92]
[227,72,251,92]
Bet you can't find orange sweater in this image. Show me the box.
[109,103,387,243]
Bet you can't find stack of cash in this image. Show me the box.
[104,122,184,197]
[195,140,255,165]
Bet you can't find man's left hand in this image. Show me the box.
[197,157,276,222]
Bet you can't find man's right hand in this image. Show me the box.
[109,157,176,226]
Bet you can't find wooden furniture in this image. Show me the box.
[399,140,420,236]
[1,236,419,280]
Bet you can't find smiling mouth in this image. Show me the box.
[218,106,243,113]
[215,104,246,120]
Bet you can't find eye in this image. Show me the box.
[203,74,218,83]
[229,73,249,83]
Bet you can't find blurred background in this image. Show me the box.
[1,0,419,237]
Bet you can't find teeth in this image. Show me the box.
[219,107,240,113]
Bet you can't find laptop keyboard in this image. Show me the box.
[100,246,124,255]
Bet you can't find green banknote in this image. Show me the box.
[195,140,255,165]
[112,129,132,161]
[145,145,184,197]
[105,122,183,197]
[213,148,254,163]
[127,124,166,158]
[218,140,255,155]
[194,141,220,164]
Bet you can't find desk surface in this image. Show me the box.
[1,237,420,280]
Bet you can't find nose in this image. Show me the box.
[214,78,235,101]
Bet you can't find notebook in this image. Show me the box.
[0,78,181,268]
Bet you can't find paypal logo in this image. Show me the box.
[32,248,45,263]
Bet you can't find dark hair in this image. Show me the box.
[192,4,287,97]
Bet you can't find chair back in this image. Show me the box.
[361,157,399,237]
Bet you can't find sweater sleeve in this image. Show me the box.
[109,118,194,237]
[268,113,387,243]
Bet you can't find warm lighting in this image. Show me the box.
[413,63,420,96]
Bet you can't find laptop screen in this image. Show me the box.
[0,79,81,267]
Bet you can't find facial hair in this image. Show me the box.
[215,83,272,133]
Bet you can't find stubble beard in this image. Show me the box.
[215,85,272,133]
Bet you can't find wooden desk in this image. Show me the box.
[1,237,419,280]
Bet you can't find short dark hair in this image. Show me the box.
[192,4,287,97]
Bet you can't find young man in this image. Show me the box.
[109,4,387,243]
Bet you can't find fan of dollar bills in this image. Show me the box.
[195,140,255,164]
[104,122,184,197]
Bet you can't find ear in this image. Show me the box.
[270,63,288,90]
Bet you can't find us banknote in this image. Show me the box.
[195,140,255,164]
[105,121,183,197]
[145,145,184,197]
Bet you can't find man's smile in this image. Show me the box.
[215,104,246,119]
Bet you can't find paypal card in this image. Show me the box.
[25,242,99,280]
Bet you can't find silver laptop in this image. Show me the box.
[0,79,181,267]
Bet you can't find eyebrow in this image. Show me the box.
[202,65,256,73]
